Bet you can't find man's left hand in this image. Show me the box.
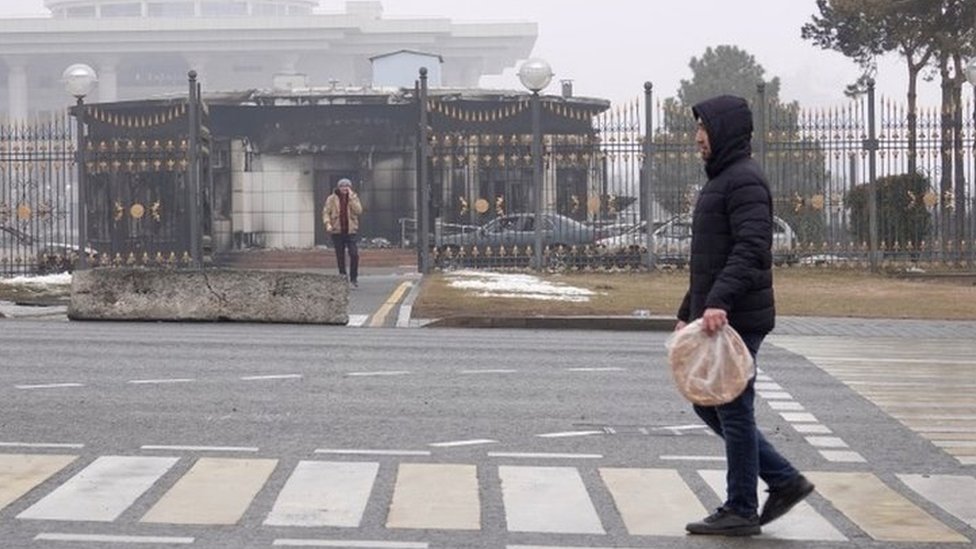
[701,308,727,335]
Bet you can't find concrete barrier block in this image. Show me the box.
[68,268,348,324]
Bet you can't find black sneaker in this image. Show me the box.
[686,507,760,536]
[350,280,358,288]
[760,474,815,525]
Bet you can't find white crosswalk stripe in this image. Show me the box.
[266,461,379,527]
[17,456,178,522]
[0,452,972,544]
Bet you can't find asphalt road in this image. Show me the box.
[1,320,974,548]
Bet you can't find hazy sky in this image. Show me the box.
[0,0,953,108]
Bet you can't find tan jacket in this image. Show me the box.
[323,191,363,234]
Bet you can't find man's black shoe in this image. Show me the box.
[760,474,815,525]
[686,507,761,536]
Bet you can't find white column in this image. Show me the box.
[97,61,118,103]
[7,63,28,121]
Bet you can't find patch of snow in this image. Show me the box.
[0,273,72,287]
[446,270,595,302]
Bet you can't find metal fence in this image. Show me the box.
[0,114,77,276]
[425,82,976,271]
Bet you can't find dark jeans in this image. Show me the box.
[692,332,799,517]
[331,233,359,283]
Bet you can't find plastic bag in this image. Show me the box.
[665,319,755,406]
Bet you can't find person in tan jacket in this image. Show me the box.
[322,178,363,287]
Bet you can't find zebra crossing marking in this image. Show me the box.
[266,461,379,528]
[807,471,968,543]
[1,451,973,544]
[897,474,976,530]
[274,540,427,548]
[17,456,178,522]
[387,463,480,530]
[0,454,77,512]
[141,457,277,525]
[499,466,604,534]
[599,467,706,537]
[34,533,194,544]
[698,469,846,541]
[140,445,259,453]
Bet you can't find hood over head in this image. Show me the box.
[692,95,753,178]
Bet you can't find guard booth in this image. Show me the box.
[74,72,211,268]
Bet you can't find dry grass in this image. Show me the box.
[413,268,976,321]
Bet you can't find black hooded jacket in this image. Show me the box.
[676,95,775,335]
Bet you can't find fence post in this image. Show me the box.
[188,70,202,268]
[755,82,767,173]
[417,67,431,274]
[642,82,655,270]
[865,79,880,272]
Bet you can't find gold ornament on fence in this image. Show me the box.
[474,198,490,214]
[130,203,145,220]
[458,196,469,215]
[810,194,825,211]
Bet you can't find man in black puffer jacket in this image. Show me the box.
[677,95,814,536]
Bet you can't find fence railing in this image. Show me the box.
[424,83,976,272]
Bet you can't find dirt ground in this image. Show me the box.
[413,268,976,321]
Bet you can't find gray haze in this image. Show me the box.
[0,0,950,108]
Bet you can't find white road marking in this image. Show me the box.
[898,474,976,529]
[274,541,427,548]
[142,458,277,525]
[755,382,784,391]
[819,450,867,463]
[780,412,818,423]
[699,469,846,541]
[388,463,480,530]
[35,533,194,544]
[314,449,431,457]
[241,374,303,381]
[488,452,602,460]
[536,431,603,439]
[141,445,259,453]
[0,442,83,449]
[804,356,976,365]
[500,466,604,534]
[768,401,805,411]
[758,391,794,400]
[808,471,967,542]
[128,378,195,385]
[346,371,411,377]
[18,456,178,522]
[600,468,707,536]
[16,383,83,390]
[806,436,849,448]
[347,314,370,327]
[659,455,726,462]
[266,461,379,527]
[0,455,78,512]
[429,439,498,448]
[792,424,832,434]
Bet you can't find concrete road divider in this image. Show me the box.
[69,268,348,324]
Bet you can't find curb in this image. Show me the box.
[424,315,675,331]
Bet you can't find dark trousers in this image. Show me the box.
[331,233,359,282]
[692,332,799,517]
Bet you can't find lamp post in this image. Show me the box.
[517,58,553,270]
[965,62,976,267]
[62,63,97,270]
